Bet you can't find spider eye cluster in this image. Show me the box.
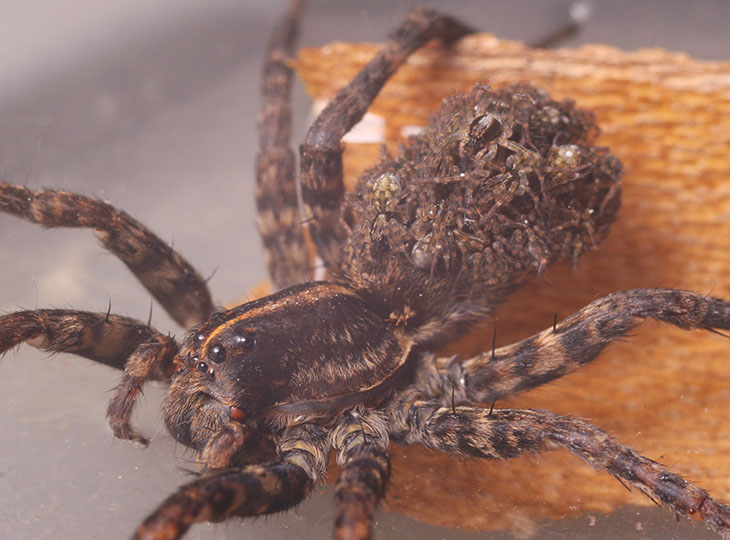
[187,326,256,380]
[190,350,220,380]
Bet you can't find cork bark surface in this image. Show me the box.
[293,35,730,535]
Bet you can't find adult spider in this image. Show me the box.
[1,1,728,540]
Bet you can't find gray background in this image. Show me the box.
[1,1,729,539]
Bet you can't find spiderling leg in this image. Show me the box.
[438,288,730,403]
[299,7,473,268]
[392,404,730,537]
[0,182,213,329]
[133,422,330,540]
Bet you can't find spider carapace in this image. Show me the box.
[166,282,412,450]
[2,1,730,540]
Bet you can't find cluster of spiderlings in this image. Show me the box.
[341,83,621,300]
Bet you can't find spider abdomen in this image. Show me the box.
[339,84,622,343]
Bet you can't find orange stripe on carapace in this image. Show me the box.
[201,282,358,355]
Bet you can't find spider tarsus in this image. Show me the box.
[109,418,150,448]
[130,434,150,448]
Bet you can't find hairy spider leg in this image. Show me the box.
[198,420,251,470]
[256,0,311,288]
[331,411,391,540]
[0,182,213,329]
[392,405,730,536]
[0,308,177,443]
[133,422,329,540]
[106,336,179,444]
[0,309,166,370]
[298,7,473,269]
[439,288,730,404]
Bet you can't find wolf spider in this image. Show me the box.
[2,1,730,539]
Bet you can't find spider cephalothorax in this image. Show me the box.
[164,282,413,448]
[2,2,730,540]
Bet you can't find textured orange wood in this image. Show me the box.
[293,34,730,535]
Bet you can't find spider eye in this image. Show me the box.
[233,332,255,350]
[209,344,226,363]
[194,332,205,344]
[196,360,208,373]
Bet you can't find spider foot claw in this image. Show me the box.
[109,420,149,447]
